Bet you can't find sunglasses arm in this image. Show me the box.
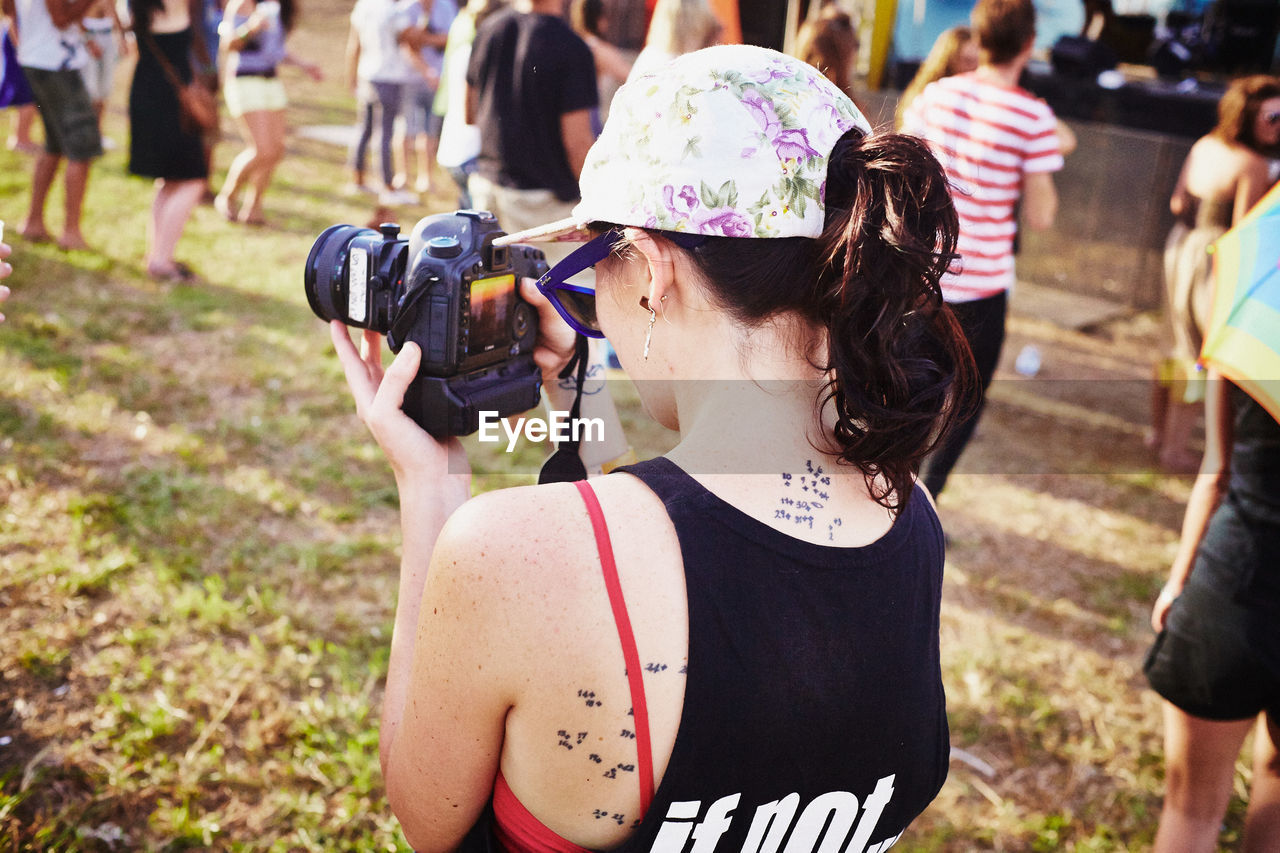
[539,337,630,474]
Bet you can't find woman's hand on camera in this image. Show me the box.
[329,321,468,481]
[519,277,577,383]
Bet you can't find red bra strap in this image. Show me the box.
[573,480,655,815]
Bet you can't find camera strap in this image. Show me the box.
[537,334,591,484]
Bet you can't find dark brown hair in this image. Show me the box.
[646,131,978,512]
[971,0,1035,65]
[279,0,297,33]
[1213,74,1280,151]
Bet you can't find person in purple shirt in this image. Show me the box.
[213,0,321,226]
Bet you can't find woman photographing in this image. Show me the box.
[330,45,976,852]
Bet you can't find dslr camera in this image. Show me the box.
[305,210,547,437]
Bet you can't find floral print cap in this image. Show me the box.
[498,44,871,244]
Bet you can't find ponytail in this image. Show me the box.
[639,129,977,512]
[814,130,977,511]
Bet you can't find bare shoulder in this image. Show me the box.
[431,482,598,596]
[1238,146,1273,179]
[1187,135,1235,172]
[438,474,667,559]
[428,475,669,621]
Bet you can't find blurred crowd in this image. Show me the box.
[0,0,744,276]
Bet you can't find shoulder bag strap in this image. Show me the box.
[572,479,655,815]
[138,27,187,93]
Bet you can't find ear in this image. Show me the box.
[624,229,678,312]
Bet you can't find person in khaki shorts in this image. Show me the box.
[463,0,596,267]
[10,0,103,250]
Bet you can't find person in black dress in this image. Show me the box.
[129,0,211,281]
[1147,370,1280,851]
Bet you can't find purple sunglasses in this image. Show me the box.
[535,228,708,338]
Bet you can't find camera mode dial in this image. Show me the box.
[427,236,462,259]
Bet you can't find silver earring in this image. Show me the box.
[640,295,658,360]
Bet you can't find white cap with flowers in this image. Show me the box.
[499,44,872,245]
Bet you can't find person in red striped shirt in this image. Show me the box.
[903,0,1066,497]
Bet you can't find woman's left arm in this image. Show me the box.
[381,482,590,852]
[381,496,521,852]
[281,45,322,79]
[328,321,474,773]
[1152,369,1234,631]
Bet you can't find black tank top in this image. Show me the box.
[613,457,950,853]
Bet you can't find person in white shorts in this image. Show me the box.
[79,0,128,127]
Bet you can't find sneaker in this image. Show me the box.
[343,182,378,197]
[378,188,420,207]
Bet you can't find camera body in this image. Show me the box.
[305,210,547,437]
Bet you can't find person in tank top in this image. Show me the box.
[1147,75,1280,473]
[327,44,980,853]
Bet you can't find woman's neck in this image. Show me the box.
[666,378,898,546]
[660,315,831,471]
[656,316,898,544]
[149,0,191,33]
[668,375,830,475]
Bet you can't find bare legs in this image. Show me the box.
[418,132,438,194]
[19,152,92,250]
[1155,705,1280,852]
[1147,363,1202,473]
[6,104,39,153]
[60,160,92,250]
[146,176,206,278]
[405,131,437,194]
[1245,715,1280,852]
[214,108,285,225]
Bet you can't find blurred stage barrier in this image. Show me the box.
[856,87,1194,313]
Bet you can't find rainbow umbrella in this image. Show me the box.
[1201,182,1280,421]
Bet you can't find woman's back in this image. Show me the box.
[1181,135,1260,211]
[608,459,948,852]
[455,456,948,852]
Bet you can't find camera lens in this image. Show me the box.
[304,224,371,322]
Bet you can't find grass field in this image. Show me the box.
[0,5,1257,850]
